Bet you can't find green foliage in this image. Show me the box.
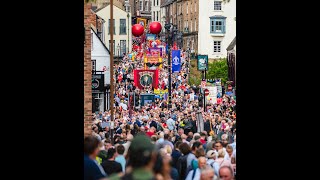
[207,58,228,85]
[189,59,202,86]
[85,0,96,3]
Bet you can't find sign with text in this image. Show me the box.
[197,55,209,71]
[147,56,160,64]
[149,47,162,56]
[146,34,156,41]
[172,50,181,73]
[92,74,104,92]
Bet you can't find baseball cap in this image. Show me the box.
[206,150,216,159]
[129,134,155,155]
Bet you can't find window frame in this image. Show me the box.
[120,40,126,55]
[119,19,127,35]
[108,19,116,35]
[210,16,226,34]
[214,1,222,11]
[92,60,96,72]
[213,41,221,53]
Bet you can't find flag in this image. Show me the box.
[133,70,159,90]
[172,50,181,73]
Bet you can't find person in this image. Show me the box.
[185,156,207,180]
[200,166,216,180]
[177,142,191,180]
[219,166,234,180]
[123,133,133,156]
[171,141,182,169]
[206,150,220,177]
[101,147,122,176]
[215,149,234,176]
[115,144,126,173]
[109,135,156,180]
[84,136,107,180]
[187,141,203,169]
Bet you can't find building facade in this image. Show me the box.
[151,0,163,22]
[84,3,93,137]
[181,0,198,54]
[128,0,152,23]
[96,4,132,58]
[198,0,236,59]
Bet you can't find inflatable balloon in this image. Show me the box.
[149,22,162,34]
[132,24,144,37]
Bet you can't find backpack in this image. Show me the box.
[177,155,188,180]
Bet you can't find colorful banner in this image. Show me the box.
[133,69,159,89]
[149,47,162,56]
[137,18,147,29]
[154,89,168,96]
[197,55,209,71]
[172,50,181,73]
[147,56,159,64]
[146,34,156,41]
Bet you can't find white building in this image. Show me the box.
[96,4,132,58]
[91,26,111,112]
[151,0,161,22]
[198,0,236,59]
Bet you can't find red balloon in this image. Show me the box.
[132,24,144,37]
[149,22,162,34]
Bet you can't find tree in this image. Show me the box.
[85,0,96,3]
[207,59,228,85]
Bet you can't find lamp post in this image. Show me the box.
[165,23,172,107]
[124,1,130,53]
[117,43,120,60]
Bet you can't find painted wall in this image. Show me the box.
[91,29,111,85]
[96,4,132,55]
[198,0,236,59]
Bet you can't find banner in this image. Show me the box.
[92,74,105,92]
[147,56,159,64]
[146,34,156,41]
[137,18,147,28]
[154,89,168,96]
[149,47,162,56]
[133,69,159,90]
[197,55,209,71]
[206,86,217,104]
[172,50,181,73]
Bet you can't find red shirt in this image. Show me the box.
[146,131,155,137]
[200,138,206,145]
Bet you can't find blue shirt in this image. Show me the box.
[84,155,106,180]
[115,155,126,173]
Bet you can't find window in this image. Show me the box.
[145,1,149,11]
[157,11,159,21]
[190,20,192,32]
[195,2,196,12]
[109,40,115,55]
[210,17,226,33]
[120,40,126,55]
[120,19,126,34]
[153,11,155,21]
[154,0,155,6]
[214,41,221,53]
[214,1,222,11]
[91,33,93,51]
[187,3,188,14]
[157,0,159,6]
[92,60,96,72]
[139,0,143,11]
[195,19,197,31]
[108,19,115,34]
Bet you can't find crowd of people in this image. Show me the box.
[84,47,236,180]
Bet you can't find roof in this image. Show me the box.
[161,0,174,7]
[226,36,236,51]
[94,3,125,13]
[91,27,111,55]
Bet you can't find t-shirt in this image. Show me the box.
[101,160,122,176]
[84,155,106,180]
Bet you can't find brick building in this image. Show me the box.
[128,0,152,23]
[84,3,93,137]
[181,0,198,54]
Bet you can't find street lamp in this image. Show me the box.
[117,43,120,59]
[124,1,131,53]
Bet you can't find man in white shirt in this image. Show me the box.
[186,157,207,180]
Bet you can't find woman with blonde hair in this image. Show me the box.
[215,149,234,176]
